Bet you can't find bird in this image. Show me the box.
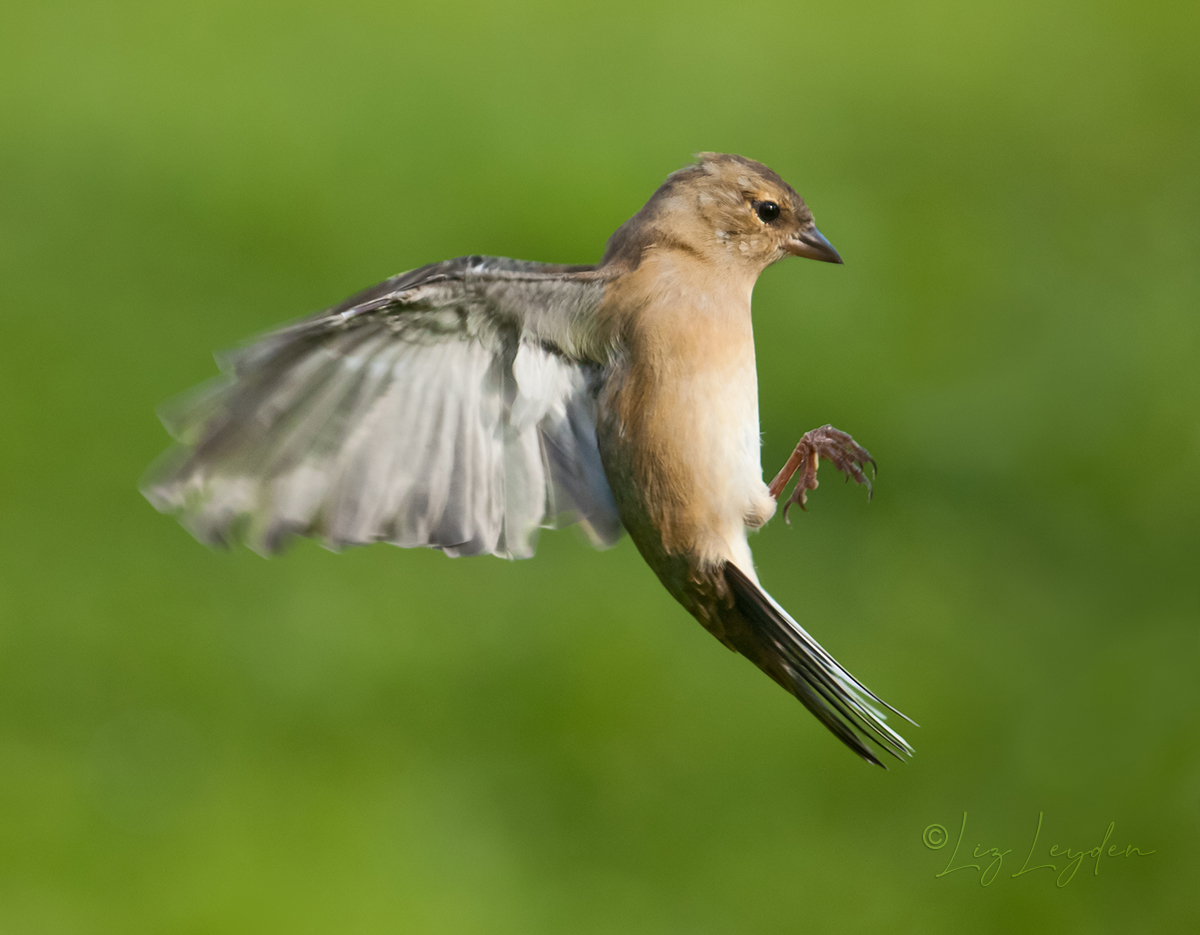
[142,152,914,766]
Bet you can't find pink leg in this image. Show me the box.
[768,425,876,522]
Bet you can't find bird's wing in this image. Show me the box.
[142,256,622,559]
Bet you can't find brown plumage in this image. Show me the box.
[142,153,914,765]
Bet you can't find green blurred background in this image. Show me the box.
[1,0,1197,931]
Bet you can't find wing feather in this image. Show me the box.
[143,257,620,559]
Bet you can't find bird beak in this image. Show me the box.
[785,225,843,264]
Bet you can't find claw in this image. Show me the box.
[769,424,876,518]
[781,492,805,523]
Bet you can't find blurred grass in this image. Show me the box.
[1,0,1197,932]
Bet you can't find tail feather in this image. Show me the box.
[723,563,915,767]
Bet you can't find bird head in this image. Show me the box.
[601,152,842,273]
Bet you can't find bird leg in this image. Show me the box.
[767,425,876,523]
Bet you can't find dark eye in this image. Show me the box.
[754,200,780,223]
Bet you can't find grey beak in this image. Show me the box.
[785,225,843,264]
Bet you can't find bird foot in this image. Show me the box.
[767,425,876,523]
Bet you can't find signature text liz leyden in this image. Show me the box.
[922,812,1154,887]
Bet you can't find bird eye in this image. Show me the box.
[754,200,780,223]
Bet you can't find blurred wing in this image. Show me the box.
[142,256,621,559]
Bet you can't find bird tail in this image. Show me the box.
[723,562,915,767]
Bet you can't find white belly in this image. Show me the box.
[687,358,766,517]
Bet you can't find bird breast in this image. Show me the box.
[596,275,771,570]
